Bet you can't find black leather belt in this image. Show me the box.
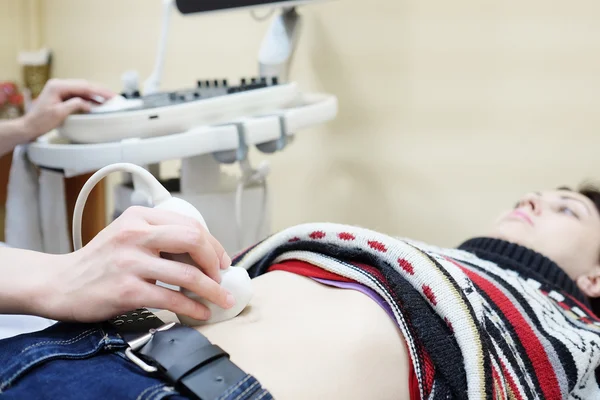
[107,308,266,400]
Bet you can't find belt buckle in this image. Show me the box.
[124,322,177,373]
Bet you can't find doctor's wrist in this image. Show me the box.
[20,114,44,141]
[0,248,63,317]
[7,116,33,140]
[28,252,81,321]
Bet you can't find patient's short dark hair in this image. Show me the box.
[579,185,600,215]
[559,183,600,316]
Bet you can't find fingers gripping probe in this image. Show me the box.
[72,162,253,325]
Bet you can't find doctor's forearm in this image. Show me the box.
[0,247,63,316]
[0,117,33,157]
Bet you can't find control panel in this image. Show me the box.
[101,76,281,114]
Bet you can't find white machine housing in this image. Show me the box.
[23,0,338,256]
[28,92,337,254]
[59,83,299,143]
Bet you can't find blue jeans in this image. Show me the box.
[0,322,272,400]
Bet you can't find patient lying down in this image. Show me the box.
[156,185,600,399]
[3,186,600,400]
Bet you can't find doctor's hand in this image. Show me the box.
[22,78,115,140]
[41,206,234,323]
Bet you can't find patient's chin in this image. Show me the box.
[488,223,531,245]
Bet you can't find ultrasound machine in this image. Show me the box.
[25,0,338,254]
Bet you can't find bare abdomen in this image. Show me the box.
[192,270,411,399]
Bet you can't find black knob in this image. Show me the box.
[214,79,219,87]
[205,80,211,87]
[271,77,278,85]
[223,79,228,86]
[197,80,203,88]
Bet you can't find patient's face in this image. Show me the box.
[489,190,600,294]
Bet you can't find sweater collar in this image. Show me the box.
[457,237,589,305]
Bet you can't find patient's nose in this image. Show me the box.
[518,194,542,215]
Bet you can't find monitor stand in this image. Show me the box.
[258,7,302,83]
[142,1,304,95]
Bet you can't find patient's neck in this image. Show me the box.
[458,237,588,304]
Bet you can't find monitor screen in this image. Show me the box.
[175,0,318,14]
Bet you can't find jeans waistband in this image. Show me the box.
[0,322,273,400]
[0,322,126,392]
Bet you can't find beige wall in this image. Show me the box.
[3,0,600,247]
[0,0,42,84]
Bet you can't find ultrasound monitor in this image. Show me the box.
[175,0,326,14]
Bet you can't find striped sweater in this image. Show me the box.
[232,223,600,400]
